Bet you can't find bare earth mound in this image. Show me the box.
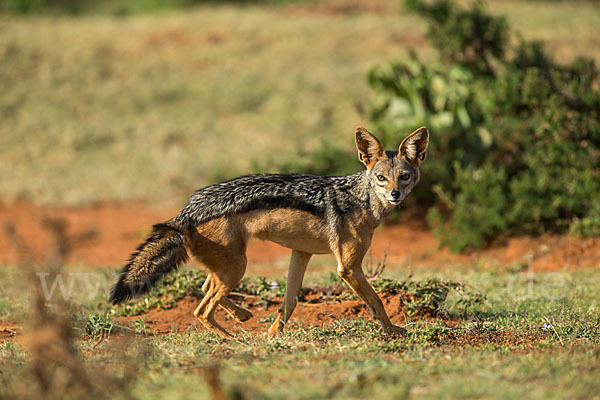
[114,292,551,349]
[117,290,407,336]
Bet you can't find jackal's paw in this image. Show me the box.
[384,324,407,337]
[268,317,283,338]
[196,317,234,339]
[233,308,253,322]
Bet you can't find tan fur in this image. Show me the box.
[188,205,404,338]
[243,209,331,254]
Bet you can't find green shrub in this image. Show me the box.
[369,0,600,251]
[428,163,509,252]
[405,0,508,76]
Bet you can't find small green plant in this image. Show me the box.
[83,311,114,340]
[132,315,150,335]
[405,322,452,344]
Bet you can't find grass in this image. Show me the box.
[1,262,600,398]
[0,1,599,206]
[123,336,598,399]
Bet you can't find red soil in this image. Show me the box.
[114,289,549,348]
[117,290,408,336]
[0,202,598,273]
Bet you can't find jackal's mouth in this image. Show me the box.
[388,199,402,206]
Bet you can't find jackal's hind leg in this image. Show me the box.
[202,274,253,322]
[194,253,247,338]
[194,280,232,338]
[268,250,312,337]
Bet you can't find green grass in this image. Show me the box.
[0,1,599,206]
[1,263,600,398]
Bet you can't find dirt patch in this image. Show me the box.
[0,202,598,272]
[114,293,553,350]
[0,321,22,342]
[116,291,407,336]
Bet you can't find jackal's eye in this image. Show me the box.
[376,174,386,182]
[400,173,411,181]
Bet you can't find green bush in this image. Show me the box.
[427,163,510,252]
[368,0,600,251]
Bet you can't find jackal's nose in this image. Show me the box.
[391,190,401,200]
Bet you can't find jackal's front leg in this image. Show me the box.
[337,260,406,336]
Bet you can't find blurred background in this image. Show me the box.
[1,0,599,251]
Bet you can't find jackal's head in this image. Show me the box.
[355,126,429,206]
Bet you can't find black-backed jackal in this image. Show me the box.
[109,126,429,337]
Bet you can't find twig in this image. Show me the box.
[543,316,564,346]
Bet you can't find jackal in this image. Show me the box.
[109,126,429,337]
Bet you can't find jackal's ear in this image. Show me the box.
[399,127,429,167]
[355,127,386,169]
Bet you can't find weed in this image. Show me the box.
[3,219,112,398]
[82,311,114,340]
[236,276,287,298]
[132,315,151,335]
[365,246,389,281]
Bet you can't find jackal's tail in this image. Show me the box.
[109,222,189,304]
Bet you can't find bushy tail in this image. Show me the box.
[109,222,189,304]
